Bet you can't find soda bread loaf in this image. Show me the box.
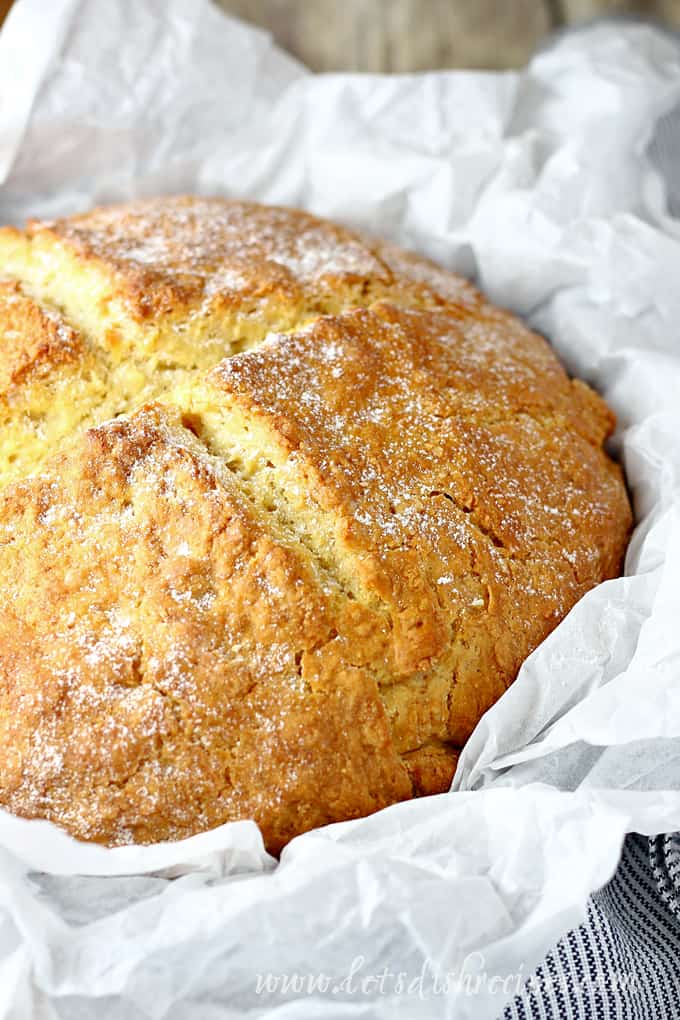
[0,197,631,852]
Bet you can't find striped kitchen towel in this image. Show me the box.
[502,833,680,1019]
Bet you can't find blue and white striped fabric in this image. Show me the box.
[501,834,680,1019]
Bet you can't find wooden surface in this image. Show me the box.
[219,0,552,71]
[0,0,678,69]
[217,0,680,70]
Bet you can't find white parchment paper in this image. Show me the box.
[1,2,680,1017]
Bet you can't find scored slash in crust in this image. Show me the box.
[0,197,631,852]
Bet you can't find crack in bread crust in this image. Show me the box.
[0,198,477,488]
[0,197,632,851]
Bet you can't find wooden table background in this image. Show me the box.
[0,0,678,70]
[215,0,680,70]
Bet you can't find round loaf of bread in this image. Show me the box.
[0,197,631,852]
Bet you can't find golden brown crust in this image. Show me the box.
[0,196,483,487]
[21,198,478,320]
[402,743,460,797]
[0,407,411,852]
[196,301,630,750]
[0,280,84,392]
[0,197,632,851]
[0,280,116,489]
[29,197,388,309]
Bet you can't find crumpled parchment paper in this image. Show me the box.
[1,2,680,1017]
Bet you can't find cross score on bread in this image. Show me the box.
[0,198,631,852]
